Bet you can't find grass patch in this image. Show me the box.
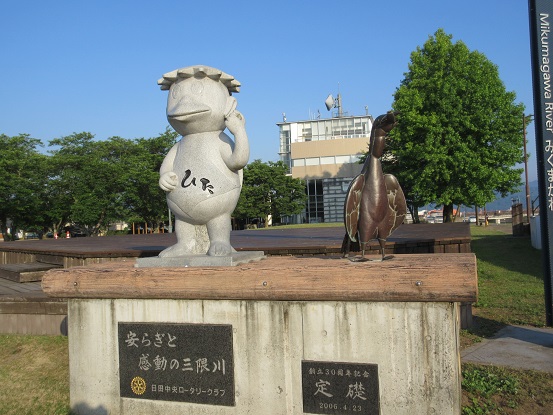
[462,363,553,415]
[467,226,546,340]
[0,335,70,415]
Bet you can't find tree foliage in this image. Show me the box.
[234,160,306,226]
[0,130,178,238]
[0,133,302,235]
[386,29,525,222]
[0,134,48,240]
[46,131,178,236]
[48,133,129,236]
[121,128,178,228]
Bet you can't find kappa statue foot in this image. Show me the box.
[158,243,197,258]
[158,222,210,257]
[207,241,234,257]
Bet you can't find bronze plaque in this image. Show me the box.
[118,322,234,406]
[302,361,379,414]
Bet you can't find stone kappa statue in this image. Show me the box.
[157,65,249,257]
[341,111,407,261]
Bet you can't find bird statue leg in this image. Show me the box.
[342,232,363,261]
[377,238,394,261]
[347,241,370,262]
[341,233,351,259]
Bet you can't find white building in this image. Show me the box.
[277,113,373,223]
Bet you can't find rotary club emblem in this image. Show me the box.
[131,376,146,395]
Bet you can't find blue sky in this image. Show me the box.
[0,0,538,181]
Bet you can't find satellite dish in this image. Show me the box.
[325,94,335,111]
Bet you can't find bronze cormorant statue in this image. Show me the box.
[342,111,407,261]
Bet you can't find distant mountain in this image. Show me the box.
[485,180,540,212]
[420,180,540,214]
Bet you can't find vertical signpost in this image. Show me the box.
[529,0,553,326]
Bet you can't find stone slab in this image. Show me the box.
[134,251,266,268]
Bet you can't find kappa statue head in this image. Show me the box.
[158,65,241,136]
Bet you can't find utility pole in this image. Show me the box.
[523,114,533,223]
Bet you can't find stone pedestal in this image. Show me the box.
[42,255,477,415]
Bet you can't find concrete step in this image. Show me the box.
[0,298,68,335]
[0,262,63,283]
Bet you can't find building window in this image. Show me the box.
[335,155,352,164]
[292,154,361,168]
[306,179,324,223]
[281,116,372,144]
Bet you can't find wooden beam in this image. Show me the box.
[41,254,477,303]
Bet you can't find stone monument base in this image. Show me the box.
[42,255,477,415]
[67,299,460,415]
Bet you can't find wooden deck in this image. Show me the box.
[0,277,43,298]
[0,222,472,260]
[0,223,472,335]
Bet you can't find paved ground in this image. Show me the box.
[461,324,553,374]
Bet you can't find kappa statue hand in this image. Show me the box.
[159,171,178,192]
[225,110,246,136]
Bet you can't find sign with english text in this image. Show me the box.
[529,0,553,325]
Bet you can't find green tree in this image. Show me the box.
[38,154,73,236]
[0,134,48,240]
[234,160,306,227]
[48,133,129,236]
[387,29,524,222]
[121,128,178,231]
